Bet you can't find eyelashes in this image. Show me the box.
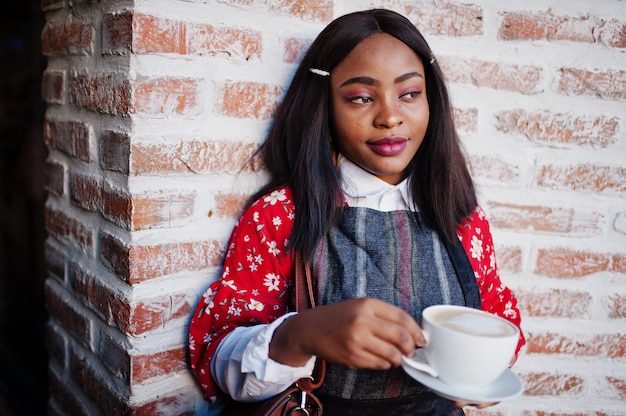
[346,91,422,105]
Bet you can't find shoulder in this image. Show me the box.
[233,186,296,238]
[243,187,295,219]
[456,206,491,241]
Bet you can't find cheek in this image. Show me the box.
[333,110,362,140]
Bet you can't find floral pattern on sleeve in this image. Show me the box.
[188,187,296,401]
[456,206,526,354]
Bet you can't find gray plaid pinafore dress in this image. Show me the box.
[310,207,481,416]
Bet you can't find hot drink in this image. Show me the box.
[430,308,517,337]
[403,305,519,388]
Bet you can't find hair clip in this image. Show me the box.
[309,68,330,77]
[429,56,436,64]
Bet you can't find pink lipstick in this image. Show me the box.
[367,137,408,156]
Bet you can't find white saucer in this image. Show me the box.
[401,350,524,404]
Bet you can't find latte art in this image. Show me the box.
[433,310,515,337]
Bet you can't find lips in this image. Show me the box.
[366,136,408,156]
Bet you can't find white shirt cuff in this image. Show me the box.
[241,312,316,382]
[211,312,316,401]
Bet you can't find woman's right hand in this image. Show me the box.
[269,297,425,369]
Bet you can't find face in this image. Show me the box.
[330,33,429,185]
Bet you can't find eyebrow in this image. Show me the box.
[339,71,423,88]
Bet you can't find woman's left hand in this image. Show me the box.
[454,354,517,409]
[454,401,499,409]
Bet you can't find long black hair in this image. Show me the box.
[251,9,477,259]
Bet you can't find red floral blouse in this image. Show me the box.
[188,186,525,400]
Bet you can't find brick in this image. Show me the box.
[535,247,611,278]
[598,19,626,48]
[44,159,65,197]
[70,172,102,213]
[46,321,67,367]
[132,190,196,230]
[44,119,91,162]
[48,365,93,416]
[125,291,194,335]
[44,241,66,281]
[495,109,619,148]
[468,155,521,184]
[556,68,626,101]
[70,71,132,115]
[212,192,248,219]
[402,2,483,36]
[499,11,626,49]
[132,14,185,54]
[187,22,262,60]
[69,348,131,415]
[612,255,626,273]
[100,233,223,283]
[487,202,604,235]
[102,10,133,55]
[606,376,626,399]
[41,69,65,104]
[453,107,478,132]
[526,332,626,358]
[440,57,543,94]
[44,205,93,247]
[133,77,202,116]
[70,261,126,326]
[129,140,259,175]
[218,81,282,120]
[499,12,595,44]
[464,409,503,416]
[130,391,196,416]
[100,233,131,282]
[516,289,591,318]
[494,245,522,273]
[464,409,504,416]
[131,347,186,384]
[522,372,585,396]
[284,37,311,63]
[45,279,91,348]
[536,163,626,194]
[101,183,132,230]
[227,0,333,23]
[100,130,131,173]
[41,20,94,56]
[609,294,626,319]
[128,240,223,283]
[104,12,263,60]
[100,330,131,384]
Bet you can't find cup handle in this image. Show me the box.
[402,348,438,378]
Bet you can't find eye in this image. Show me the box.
[400,91,421,101]
[348,96,373,104]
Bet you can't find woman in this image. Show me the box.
[188,9,525,415]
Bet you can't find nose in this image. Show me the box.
[374,96,403,129]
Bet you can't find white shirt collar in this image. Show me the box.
[338,156,417,212]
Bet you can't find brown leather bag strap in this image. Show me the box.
[294,250,316,311]
[293,250,325,388]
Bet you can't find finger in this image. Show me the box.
[369,318,419,359]
[365,299,426,348]
[454,401,499,409]
[359,328,407,368]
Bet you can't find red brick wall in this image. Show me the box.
[41,1,626,415]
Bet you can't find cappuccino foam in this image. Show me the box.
[434,310,515,337]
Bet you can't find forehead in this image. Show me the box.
[332,33,424,78]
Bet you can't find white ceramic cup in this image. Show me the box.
[405,304,519,389]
